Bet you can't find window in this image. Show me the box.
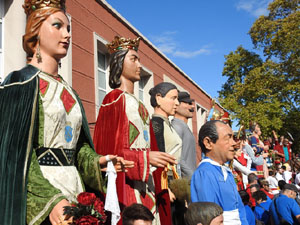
[94,34,109,116]
[0,2,4,83]
[135,66,153,114]
[138,71,150,102]
[59,13,72,84]
[97,50,107,108]
[196,103,207,133]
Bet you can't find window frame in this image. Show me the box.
[93,33,109,117]
[0,2,4,83]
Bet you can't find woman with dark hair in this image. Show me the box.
[149,82,181,167]
[93,36,175,225]
[0,1,125,225]
[149,82,184,225]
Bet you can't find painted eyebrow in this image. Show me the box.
[53,17,70,26]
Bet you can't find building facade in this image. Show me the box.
[1,0,225,161]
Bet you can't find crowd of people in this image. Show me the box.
[0,1,299,225]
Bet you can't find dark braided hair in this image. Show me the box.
[108,49,129,89]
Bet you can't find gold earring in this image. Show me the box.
[36,36,42,63]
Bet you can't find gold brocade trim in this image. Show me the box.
[0,72,38,89]
[142,150,147,182]
[101,91,124,107]
[23,73,39,193]
[37,149,64,166]
[28,193,65,225]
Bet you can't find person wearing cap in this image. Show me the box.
[171,91,197,178]
[269,183,300,224]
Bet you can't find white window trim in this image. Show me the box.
[58,13,72,85]
[0,2,4,83]
[196,102,208,133]
[93,33,110,118]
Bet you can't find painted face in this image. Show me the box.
[38,11,71,60]
[176,101,195,118]
[210,214,224,225]
[132,220,152,225]
[156,89,179,117]
[211,122,236,164]
[255,125,261,136]
[121,49,141,83]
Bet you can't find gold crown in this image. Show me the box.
[107,36,140,54]
[23,0,66,16]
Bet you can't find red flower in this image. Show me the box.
[75,215,99,225]
[77,192,97,206]
[93,199,106,222]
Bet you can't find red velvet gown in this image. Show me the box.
[93,89,171,225]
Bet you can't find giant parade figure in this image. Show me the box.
[0,1,125,224]
[93,36,175,225]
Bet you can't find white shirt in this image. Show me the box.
[283,171,292,183]
[267,176,279,194]
[276,172,284,181]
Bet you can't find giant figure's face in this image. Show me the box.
[38,11,70,61]
[121,49,141,83]
[208,122,236,164]
[176,101,195,119]
[156,89,179,117]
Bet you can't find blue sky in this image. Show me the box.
[107,0,272,100]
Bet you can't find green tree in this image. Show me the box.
[219,0,300,151]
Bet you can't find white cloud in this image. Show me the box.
[236,0,273,17]
[149,31,212,58]
[173,48,211,58]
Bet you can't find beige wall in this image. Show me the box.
[3,0,26,78]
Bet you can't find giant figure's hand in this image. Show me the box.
[149,151,176,168]
[49,199,71,225]
[99,155,134,172]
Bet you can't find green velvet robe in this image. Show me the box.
[0,65,105,225]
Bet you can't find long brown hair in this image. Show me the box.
[23,8,63,62]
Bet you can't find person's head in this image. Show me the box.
[185,202,223,225]
[277,166,284,174]
[107,36,141,89]
[198,120,236,164]
[247,173,258,185]
[282,184,298,199]
[23,0,70,63]
[175,91,195,120]
[252,190,267,204]
[282,165,286,171]
[122,203,154,225]
[260,180,270,192]
[234,146,242,158]
[278,180,287,191]
[149,82,179,117]
[269,170,274,177]
[239,190,250,206]
[250,184,260,195]
[250,123,261,136]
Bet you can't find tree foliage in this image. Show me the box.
[219,0,300,151]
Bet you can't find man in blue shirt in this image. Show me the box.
[270,183,300,225]
[191,120,248,225]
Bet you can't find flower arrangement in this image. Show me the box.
[64,192,107,225]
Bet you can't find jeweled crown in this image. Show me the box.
[107,36,140,54]
[23,0,66,16]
